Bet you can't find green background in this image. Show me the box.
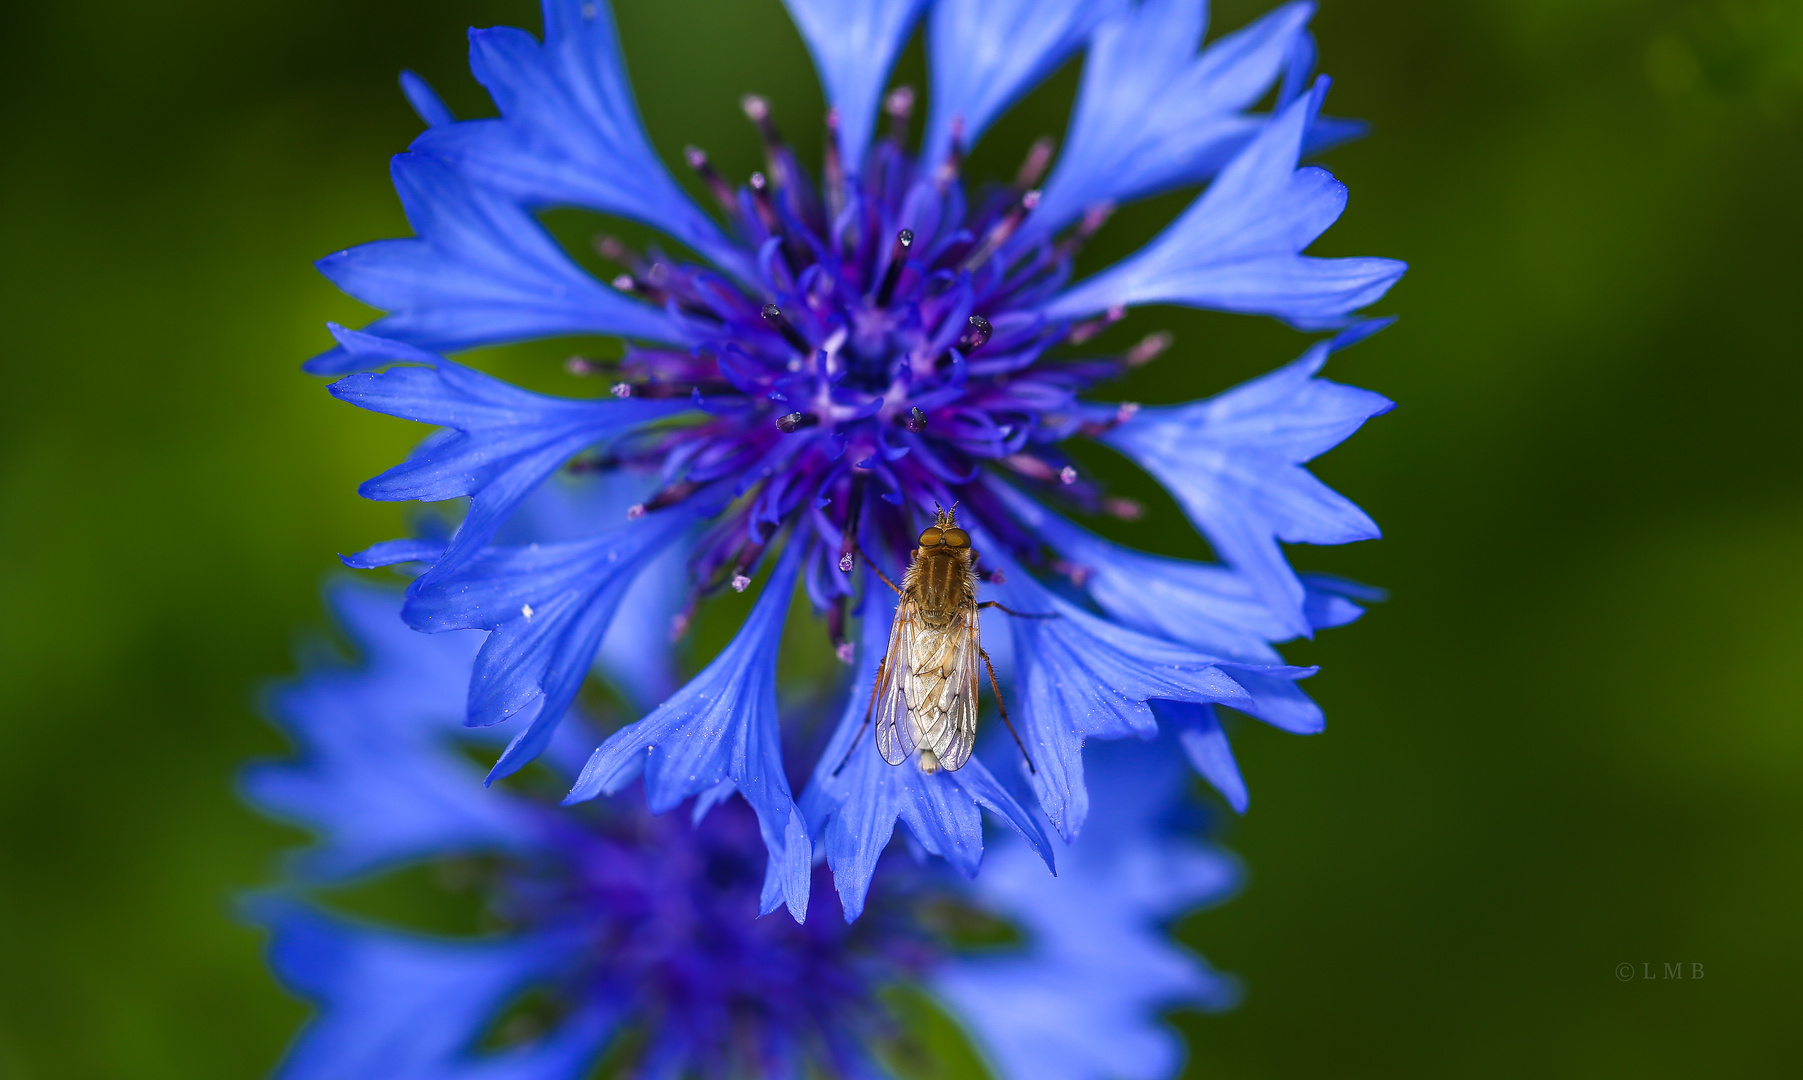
[2,0,1800,1076]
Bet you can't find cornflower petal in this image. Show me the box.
[987,476,1381,805]
[1025,0,1316,238]
[1151,699,1249,812]
[1101,322,1394,640]
[489,472,688,713]
[309,153,681,372]
[252,589,1250,1078]
[242,585,534,879]
[252,899,608,1080]
[976,536,1312,841]
[329,350,691,582]
[399,70,456,129]
[565,542,814,923]
[400,504,703,784]
[781,0,928,172]
[935,734,1240,1080]
[922,0,1127,166]
[1043,77,1407,324]
[315,322,444,375]
[986,475,1368,657]
[411,0,751,280]
[798,568,1054,922]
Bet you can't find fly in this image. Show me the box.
[837,504,1045,776]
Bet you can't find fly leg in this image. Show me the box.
[829,657,887,777]
[854,542,903,595]
[981,648,1037,775]
[977,600,1055,619]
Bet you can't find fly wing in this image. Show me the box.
[873,599,917,766]
[937,604,982,771]
[903,603,981,772]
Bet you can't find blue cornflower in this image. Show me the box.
[317,0,1401,918]
[246,585,1240,1080]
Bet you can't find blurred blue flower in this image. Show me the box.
[316,0,1400,913]
[246,585,1240,1080]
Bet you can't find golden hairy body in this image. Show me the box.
[857,506,1038,776]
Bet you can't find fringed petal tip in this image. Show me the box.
[1100,324,1395,639]
[1043,75,1406,325]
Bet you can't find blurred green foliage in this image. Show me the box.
[1,0,1800,1076]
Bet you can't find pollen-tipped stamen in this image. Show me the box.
[592,234,648,274]
[760,304,813,356]
[683,146,738,213]
[1103,496,1145,521]
[1069,304,1126,345]
[827,595,852,662]
[935,117,967,186]
[822,107,845,217]
[1125,331,1173,367]
[747,171,784,238]
[884,86,914,143]
[961,189,1039,271]
[837,474,867,572]
[1057,201,1116,259]
[873,230,914,307]
[741,94,784,152]
[957,315,993,352]
[1015,136,1056,189]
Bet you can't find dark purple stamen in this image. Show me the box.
[776,411,819,433]
[1125,331,1173,367]
[873,229,913,308]
[905,407,929,434]
[747,172,783,235]
[683,145,738,213]
[958,315,993,352]
[761,304,813,355]
[963,189,1038,270]
[1057,202,1116,259]
[1069,304,1126,345]
[822,107,844,215]
[838,474,867,573]
[883,86,914,141]
[1016,136,1056,189]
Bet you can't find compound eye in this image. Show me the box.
[918,527,944,547]
[942,528,970,548]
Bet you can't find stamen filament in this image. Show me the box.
[873,230,914,307]
[760,304,813,355]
